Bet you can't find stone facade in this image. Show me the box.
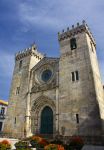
[3,21,104,139]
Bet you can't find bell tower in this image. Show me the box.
[58,21,104,137]
[3,44,44,138]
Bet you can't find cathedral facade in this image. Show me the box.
[4,21,104,139]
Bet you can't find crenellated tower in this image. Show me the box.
[3,44,44,138]
[3,21,104,141]
[58,21,104,137]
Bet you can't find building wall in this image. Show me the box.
[3,46,43,138]
[30,89,57,134]
[3,22,104,139]
[58,23,103,136]
[29,57,59,136]
[86,34,104,132]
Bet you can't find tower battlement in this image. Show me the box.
[15,44,44,61]
[4,21,104,139]
[58,20,96,47]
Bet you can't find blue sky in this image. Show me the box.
[0,0,104,101]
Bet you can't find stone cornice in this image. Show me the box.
[58,21,96,47]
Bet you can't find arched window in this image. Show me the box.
[70,38,77,50]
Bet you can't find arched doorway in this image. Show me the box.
[40,106,53,134]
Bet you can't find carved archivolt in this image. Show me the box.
[31,95,56,134]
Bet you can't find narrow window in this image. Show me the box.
[71,72,75,81]
[76,114,79,124]
[71,71,79,82]
[76,71,79,81]
[70,38,77,50]
[16,87,20,95]
[14,117,16,124]
[19,60,22,70]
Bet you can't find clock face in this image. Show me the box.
[41,69,52,82]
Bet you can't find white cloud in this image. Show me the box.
[17,0,104,83]
[18,0,104,30]
[18,1,63,29]
[0,51,14,78]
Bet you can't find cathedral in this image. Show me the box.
[4,21,104,139]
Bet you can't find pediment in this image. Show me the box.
[31,57,59,71]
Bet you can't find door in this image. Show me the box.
[40,106,53,134]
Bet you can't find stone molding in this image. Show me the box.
[31,95,56,134]
[31,95,55,112]
[31,57,59,93]
[31,78,58,93]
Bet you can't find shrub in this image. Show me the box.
[44,144,64,150]
[15,140,31,150]
[51,139,63,145]
[30,135,48,148]
[68,136,84,150]
[0,139,11,150]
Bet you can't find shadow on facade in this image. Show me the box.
[58,105,104,145]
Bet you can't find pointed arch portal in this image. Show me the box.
[40,106,53,134]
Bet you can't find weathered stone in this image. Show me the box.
[3,22,104,140]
